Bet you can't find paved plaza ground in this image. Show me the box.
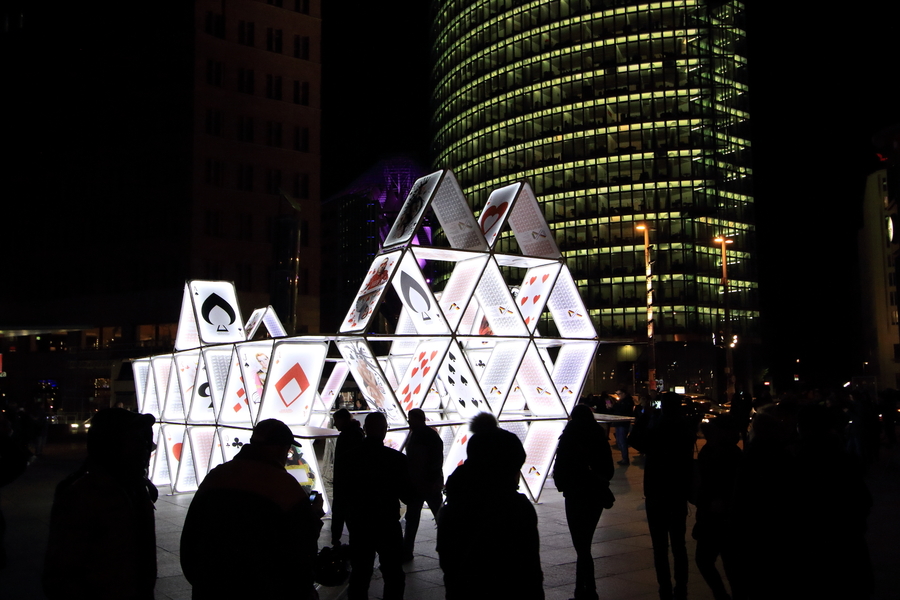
[2,436,899,600]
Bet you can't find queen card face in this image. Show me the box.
[337,338,405,425]
[479,183,519,248]
[391,251,448,335]
[258,339,329,426]
[188,280,246,345]
[383,171,442,248]
[340,252,401,333]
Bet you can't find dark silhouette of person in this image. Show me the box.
[437,412,544,600]
[611,390,635,465]
[330,408,364,546]
[402,408,444,561]
[629,393,695,600]
[554,403,614,600]
[180,419,322,600]
[43,408,157,600]
[344,411,412,600]
[693,414,741,600]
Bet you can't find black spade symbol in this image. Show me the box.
[448,376,455,386]
[400,271,432,321]
[461,375,469,385]
[449,351,456,362]
[199,382,210,397]
[201,293,236,332]
[449,364,456,374]
[459,398,466,407]
[472,398,479,406]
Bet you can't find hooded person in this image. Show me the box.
[43,408,158,600]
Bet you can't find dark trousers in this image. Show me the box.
[696,534,737,600]
[347,519,405,600]
[402,491,443,558]
[646,497,688,599]
[565,493,604,600]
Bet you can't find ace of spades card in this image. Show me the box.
[391,251,448,335]
[340,252,400,333]
[184,281,245,346]
[516,263,562,331]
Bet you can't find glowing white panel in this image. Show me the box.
[516,342,567,417]
[161,353,187,423]
[503,383,527,413]
[552,342,598,413]
[442,425,470,482]
[337,338,406,426]
[133,359,151,413]
[319,362,350,410]
[428,170,488,251]
[465,348,492,380]
[173,428,199,494]
[244,305,287,340]
[516,262,562,332]
[216,348,252,427]
[421,386,443,410]
[479,182,518,248]
[175,281,246,349]
[388,307,420,359]
[159,424,186,490]
[438,255,489,331]
[186,427,216,488]
[473,259,528,336]
[186,356,215,424]
[148,355,174,420]
[546,268,596,339]
[235,340,275,425]
[391,251,449,335]
[438,342,491,418]
[149,423,167,486]
[340,251,401,333]
[507,183,560,258]
[477,340,528,413]
[520,420,566,502]
[201,346,233,423]
[258,339,329,426]
[395,339,450,413]
[383,170,442,248]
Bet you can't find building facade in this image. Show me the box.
[430,0,757,395]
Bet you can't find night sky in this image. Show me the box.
[322,1,900,389]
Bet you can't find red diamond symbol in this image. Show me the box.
[275,362,310,407]
[233,402,242,412]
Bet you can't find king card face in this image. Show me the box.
[341,252,400,333]
[188,280,245,345]
[383,171,442,247]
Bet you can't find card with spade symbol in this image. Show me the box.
[187,353,216,423]
[437,342,490,418]
[391,251,448,335]
[184,280,246,346]
[516,263,562,331]
[395,339,450,413]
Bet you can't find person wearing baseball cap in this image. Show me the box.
[181,418,323,600]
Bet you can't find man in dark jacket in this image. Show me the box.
[331,408,364,546]
[344,411,412,600]
[402,408,444,561]
[180,419,322,600]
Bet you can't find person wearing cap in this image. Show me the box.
[180,418,323,600]
[342,411,412,600]
[43,408,158,600]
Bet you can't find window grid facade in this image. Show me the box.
[431,0,757,343]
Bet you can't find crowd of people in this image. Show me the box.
[27,384,892,600]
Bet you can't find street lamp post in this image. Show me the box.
[714,236,735,403]
[637,224,656,391]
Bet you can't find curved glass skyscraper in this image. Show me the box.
[431,0,756,394]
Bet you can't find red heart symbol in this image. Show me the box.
[479,202,508,234]
[411,368,418,378]
[404,394,412,405]
[525,317,531,324]
[418,351,426,360]
[421,359,428,368]
[402,384,410,394]
[173,443,183,462]
[533,295,541,304]
[529,276,537,285]
[423,367,430,376]
[430,351,437,360]
[542,274,549,282]
[520,296,528,306]
[414,384,421,395]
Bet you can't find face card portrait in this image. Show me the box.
[340,252,401,333]
[383,171,442,248]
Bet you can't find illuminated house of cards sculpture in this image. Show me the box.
[135,169,598,503]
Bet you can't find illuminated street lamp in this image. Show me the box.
[637,223,656,390]
[714,236,735,402]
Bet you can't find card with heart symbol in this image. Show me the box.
[516,263,562,332]
[395,339,450,413]
[479,182,518,248]
[258,339,329,425]
[340,251,401,333]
